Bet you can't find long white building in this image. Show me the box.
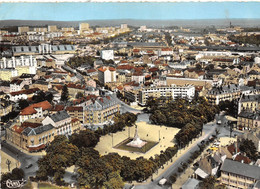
[0,56,37,69]
[139,85,195,106]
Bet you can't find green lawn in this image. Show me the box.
[114,138,158,153]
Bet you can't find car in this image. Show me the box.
[158,178,167,186]
[129,184,135,189]
[25,164,33,169]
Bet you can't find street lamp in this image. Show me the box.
[6,159,11,172]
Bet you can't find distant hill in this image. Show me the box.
[1,19,260,29]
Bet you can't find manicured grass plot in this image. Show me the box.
[114,138,158,153]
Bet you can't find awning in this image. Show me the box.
[225,115,237,122]
[195,168,208,179]
[28,144,45,152]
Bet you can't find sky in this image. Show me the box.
[0,2,260,21]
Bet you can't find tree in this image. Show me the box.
[32,91,46,103]
[18,99,29,110]
[1,168,24,189]
[102,171,124,189]
[200,176,216,189]
[76,92,84,99]
[11,168,24,180]
[61,85,69,102]
[37,135,80,183]
[69,129,100,148]
[239,139,258,161]
[195,63,202,71]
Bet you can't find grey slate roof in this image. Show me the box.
[240,94,260,103]
[22,124,54,136]
[221,159,260,180]
[50,110,70,123]
[238,111,260,120]
[208,84,256,95]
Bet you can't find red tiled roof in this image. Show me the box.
[67,83,85,89]
[234,154,251,164]
[20,100,52,115]
[46,59,53,62]
[98,67,107,72]
[12,125,24,134]
[66,106,83,112]
[117,65,134,70]
[117,86,123,90]
[21,122,42,128]
[195,86,203,91]
[55,85,63,90]
[87,69,97,73]
[133,72,143,76]
[71,118,79,123]
[227,143,240,155]
[149,67,159,72]
[133,49,140,53]
[11,79,23,85]
[109,67,116,71]
[161,48,172,51]
[51,105,65,112]
[10,88,40,96]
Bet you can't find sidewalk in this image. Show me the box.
[1,151,21,174]
[2,136,46,156]
[127,130,208,186]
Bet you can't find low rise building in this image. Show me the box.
[65,106,84,123]
[237,111,260,130]
[42,110,82,136]
[83,95,120,125]
[205,85,259,105]
[8,88,39,102]
[220,159,260,189]
[238,94,260,114]
[19,100,52,123]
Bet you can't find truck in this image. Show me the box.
[158,178,167,186]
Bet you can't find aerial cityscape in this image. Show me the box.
[1,2,260,189]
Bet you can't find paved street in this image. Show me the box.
[1,103,243,188]
[124,113,243,189]
[1,139,42,179]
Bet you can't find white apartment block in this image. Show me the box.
[0,56,37,68]
[101,50,114,60]
[139,85,195,106]
[98,67,116,84]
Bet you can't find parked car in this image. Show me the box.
[25,164,33,169]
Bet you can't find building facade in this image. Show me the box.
[83,95,120,125]
[138,85,195,106]
[220,159,260,189]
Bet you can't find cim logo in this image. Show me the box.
[5,179,26,188]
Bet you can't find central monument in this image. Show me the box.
[126,125,147,148]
